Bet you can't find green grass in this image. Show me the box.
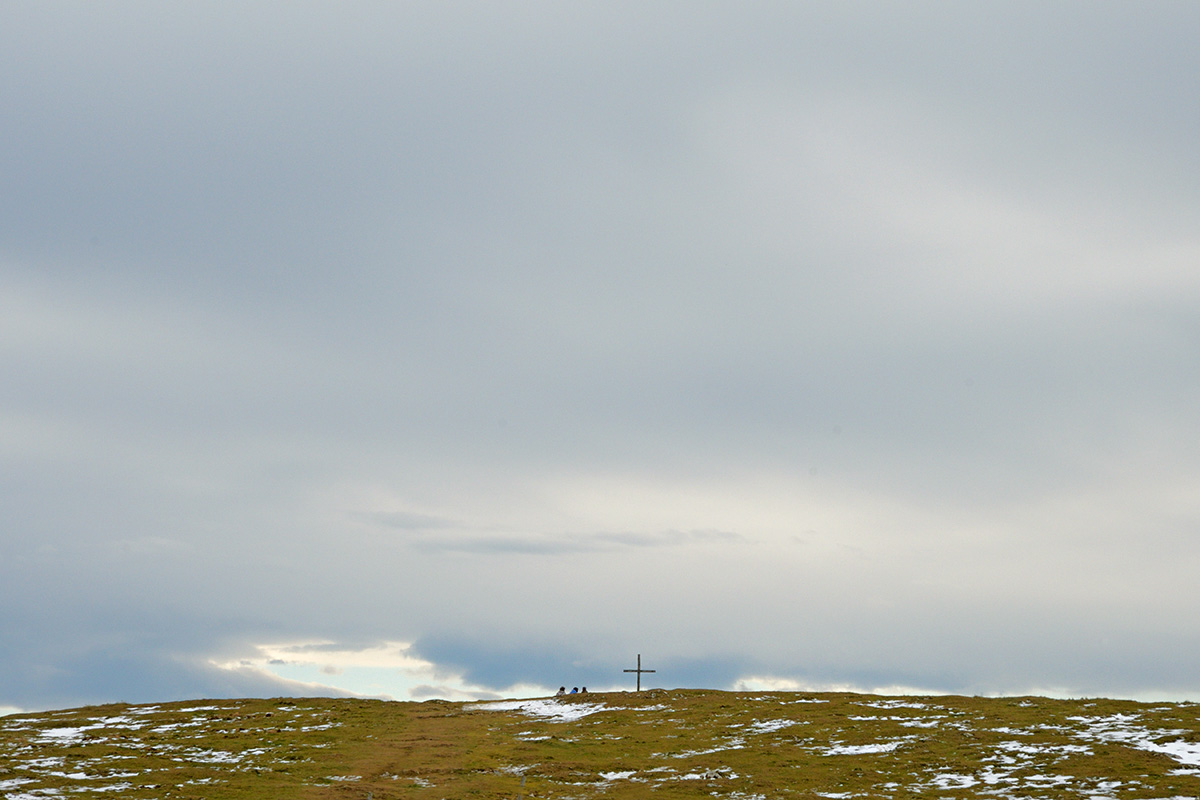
[2,690,1198,798]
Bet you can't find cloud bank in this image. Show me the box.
[2,1,1199,710]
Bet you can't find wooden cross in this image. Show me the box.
[623,653,656,691]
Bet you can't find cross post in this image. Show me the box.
[623,653,656,691]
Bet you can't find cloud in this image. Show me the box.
[2,2,1199,710]
[399,528,744,556]
[361,510,457,531]
[593,529,742,547]
[214,641,551,702]
[0,643,350,713]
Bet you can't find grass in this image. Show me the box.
[2,690,1198,798]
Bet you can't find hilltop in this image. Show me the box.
[2,689,1199,798]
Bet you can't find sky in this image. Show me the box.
[2,1,1200,714]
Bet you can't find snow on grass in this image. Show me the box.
[860,700,929,710]
[990,726,1034,735]
[994,740,1093,758]
[1139,739,1200,766]
[178,746,269,765]
[1071,712,1200,767]
[0,778,36,791]
[823,741,904,755]
[89,715,142,728]
[676,768,738,781]
[746,718,799,734]
[897,718,941,728]
[35,726,94,744]
[476,698,608,722]
[1023,773,1073,786]
[664,742,747,758]
[32,714,152,746]
[293,721,340,731]
[930,772,978,789]
[126,706,161,715]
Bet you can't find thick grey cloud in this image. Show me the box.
[3,2,1200,710]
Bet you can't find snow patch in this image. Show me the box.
[860,700,928,710]
[747,718,798,734]
[0,778,36,791]
[931,773,978,789]
[1071,713,1200,767]
[600,770,636,780]
[823,742,902,755]
[476,699,607,722]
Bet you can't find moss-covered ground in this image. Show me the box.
[2,690,1198,798]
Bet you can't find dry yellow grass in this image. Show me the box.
[2,690,1198,798]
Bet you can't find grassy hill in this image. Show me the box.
[2,689,1199,798]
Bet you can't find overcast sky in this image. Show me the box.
[3,1,1200,713]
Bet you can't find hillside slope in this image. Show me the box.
[2,690,1199,798]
